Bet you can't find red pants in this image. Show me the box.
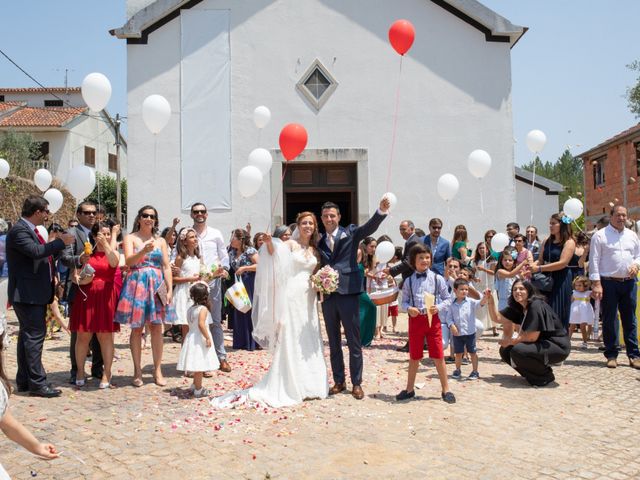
[408,313,444,360]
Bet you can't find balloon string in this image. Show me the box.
[479,179,484,215]
[267,162,290,233]
[572,220,584,233]
[530,160,536,223]
[385,56,403,193]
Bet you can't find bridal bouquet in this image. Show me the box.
[311,266,339,295]
[199,263,219,282]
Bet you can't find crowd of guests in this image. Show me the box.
[1,196,639,401]
[1,194,640,473]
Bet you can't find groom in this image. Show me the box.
[318,197,390,399]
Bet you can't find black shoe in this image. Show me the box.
[441,391,456,404]
[69,374,77,385]
[396,342,409,352]
[17,385,29,393]
[29,386,62,398]
[444,356,455,364]
[395,389,415,401]
[91,370,104,379]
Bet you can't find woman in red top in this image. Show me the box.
[70,222,121,389]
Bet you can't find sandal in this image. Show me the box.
[132,378,143,388]
[203,371,214,378]
[153,376,167,387]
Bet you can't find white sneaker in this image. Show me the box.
[193,387,210,398]
[581,342,588,350]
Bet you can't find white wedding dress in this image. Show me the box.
[210,241,328,408]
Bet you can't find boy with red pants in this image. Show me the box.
[396,243,456,403]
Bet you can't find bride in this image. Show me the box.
[210,211,328,408]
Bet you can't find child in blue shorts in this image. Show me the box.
[433,278,489,380]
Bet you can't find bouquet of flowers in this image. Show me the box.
[199,263,219,282]
[311,266,339,297]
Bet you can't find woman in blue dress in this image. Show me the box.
[229,229,258,350]
[534,213,576,330]
[115,206,176,387]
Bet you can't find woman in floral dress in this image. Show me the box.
[115,205,176,387]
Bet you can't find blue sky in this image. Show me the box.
[1,0,638,166]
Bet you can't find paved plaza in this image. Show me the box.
[2,309,639,479]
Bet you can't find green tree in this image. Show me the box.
[0,130,42,177]
[87,172,127,221]
[522,149,585,229]
[625,60,640,118]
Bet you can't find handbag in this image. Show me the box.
[531,241,554,293]
[224,274,252,313]
[155,281,168,306]
[531,271,553,292]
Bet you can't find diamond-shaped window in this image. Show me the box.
[296,59,338,110]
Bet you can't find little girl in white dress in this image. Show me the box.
[176,283,219,397]
[568,276,595,350]
[172,228,203,340]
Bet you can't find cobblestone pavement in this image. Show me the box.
[1,309,639,480]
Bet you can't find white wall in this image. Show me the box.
[515,180,559,238]
[125,0,517,245]
[1,92,84,108]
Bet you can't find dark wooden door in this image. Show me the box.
[283,162,358,231]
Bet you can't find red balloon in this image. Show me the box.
[279,123,308,161]
[388,19,415,56]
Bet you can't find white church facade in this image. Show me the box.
[112,0,540,242]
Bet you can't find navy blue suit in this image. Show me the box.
[7,219,66,391]
[318,210,386,386]
[421,235,451,276]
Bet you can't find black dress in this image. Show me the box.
[542,241,572,329]
[499,299,570,386]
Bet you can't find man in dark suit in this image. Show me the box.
[318,198,389,400]
[59,200,103,383]
[6,195,74,397]
[388,220,419,281]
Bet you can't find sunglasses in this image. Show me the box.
[430,226,442,230]
[515,239,524,243]
[192,209,207,215]
[140,213,156,220]
[80,211,97,216]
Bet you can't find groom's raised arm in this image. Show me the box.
[351,197,390,243]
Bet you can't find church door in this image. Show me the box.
[283,162,358,231]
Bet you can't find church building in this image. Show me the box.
[111,0,527,241]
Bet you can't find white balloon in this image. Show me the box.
[142,94,171,134]
[526,129,547,153]
[253,106,271,129]
[491,232,510,253]
[248,148,273,175]
[43,188,63,214]
[65,166,96,199]
[563,198,584,220]
[237,166,263,198]
[81,72,112,112]
[35,225,49,243]
[467,150,492,179]
[383,192,398,210]
[437,174,460,201]
[33,169,52,192]
[375,241,395,264]
[475,318,485,337]
[0,158,9,179]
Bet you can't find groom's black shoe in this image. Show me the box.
[396,342,409,352]
[329,383,346,395]
[352,385,364,400]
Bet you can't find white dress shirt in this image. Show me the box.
[589,224,640,281]
[197,226,230,270]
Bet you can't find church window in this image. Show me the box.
[296,59,338,110]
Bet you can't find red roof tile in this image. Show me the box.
[0,87,81,93]
[0,106,86,127]
[0,101,25,113]
[578,123,640,157]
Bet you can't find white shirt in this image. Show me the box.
[197,226,229,270]
[589,224,640,281]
